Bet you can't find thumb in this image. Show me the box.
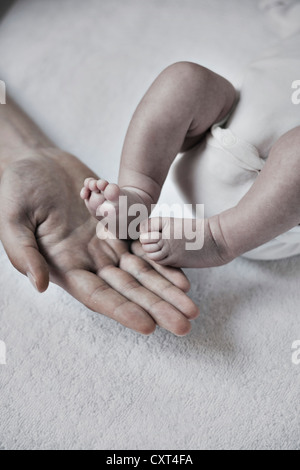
[1,221,49,293]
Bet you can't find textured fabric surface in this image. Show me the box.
[0,0,300,450]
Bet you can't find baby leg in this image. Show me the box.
[81,62,236,239]
[219,126,300,259]
[140,127,300,267]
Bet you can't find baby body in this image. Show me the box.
[81,3,300,267]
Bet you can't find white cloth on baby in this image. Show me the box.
[188,33,300,260]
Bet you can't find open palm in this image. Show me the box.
[0,152,199,335]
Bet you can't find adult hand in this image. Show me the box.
[0,151,199,335]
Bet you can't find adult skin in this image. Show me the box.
[0,96,199,335]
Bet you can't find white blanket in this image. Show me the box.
[0,0,300,450]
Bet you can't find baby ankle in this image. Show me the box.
[207,215,237,265]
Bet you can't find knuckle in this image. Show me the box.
[134,262,153,278]
[119,251,135,268]
[122,278,141,293]
[149,299,166,315]
[167,61,197,73]
[87,283,111,310]
[97,264,116,277]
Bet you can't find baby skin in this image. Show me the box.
[81,61,300,268]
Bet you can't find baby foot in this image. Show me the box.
[80,178,151,239]
[80,178,118,219]
[140,217,206,268]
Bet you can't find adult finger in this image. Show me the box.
[119,251,199,320]
[60,269,157,335]
[131,240,191,292]
[97,265,192,336]
[0,221,49,293]
[108,239,191,292]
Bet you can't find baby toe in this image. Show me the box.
[140,231,162,244]
[104,183,121,202]
[89,179,100,192]
[142,242,162,254]
[80,187,90,200]
[84,177,95,188]
[88,192,106,213]
[97,179,109,192]
[145,244,169,262]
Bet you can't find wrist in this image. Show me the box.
[0,97,96,191]
[0,96,57,176]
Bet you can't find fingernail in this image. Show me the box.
[27,272,38,291]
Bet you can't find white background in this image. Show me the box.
[0,0,300,450]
